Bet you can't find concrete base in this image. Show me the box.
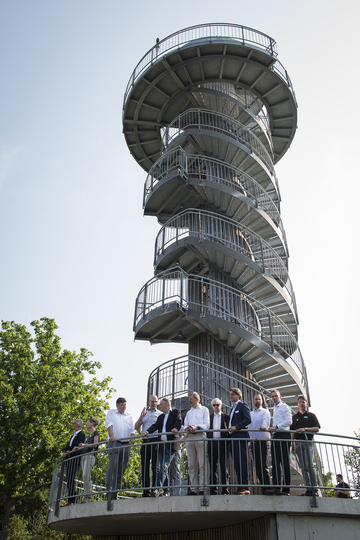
[48,495,360,538]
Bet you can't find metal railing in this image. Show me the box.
[198,82,272,146]
[147,354,270,411]
[48,431,359,516]
[161,109,275,178]
[154,209,297,316]
[123,24,296,108]
[134,268,305,375]
[143,148,285,244]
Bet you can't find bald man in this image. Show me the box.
[135,395,162,497]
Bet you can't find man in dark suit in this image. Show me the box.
[208,398,229,495]
[228,388,251,495]
[143,397,182,496]
[64,419,85,504]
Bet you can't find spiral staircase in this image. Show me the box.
[123,24,309,408]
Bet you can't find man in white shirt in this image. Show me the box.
[183,392,210,495]
[268,389,292,495]
[248,393,271,494]
[135,394,161,497]
[105,397,135,500]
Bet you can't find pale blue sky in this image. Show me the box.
[1,0,359,439]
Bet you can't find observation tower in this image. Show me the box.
[123,23,309,409]
[47,24,360,540]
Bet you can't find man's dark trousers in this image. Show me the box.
[141,440,158,496]
[271,432,291,493]
[208,438,228,494]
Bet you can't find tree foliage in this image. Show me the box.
[344,429,360,498]
[0,318,114,540]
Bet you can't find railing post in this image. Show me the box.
[143,285,147,320]
[107,444,115,511]
[162,274,166,308]
[172,359,176,403]
[180,271,183,310]
[55,460,66,517]
[201,432,209,506]
[268,312,274,353]
[156,366,160,397]
[259,239,266,273]
[305,435,319,508]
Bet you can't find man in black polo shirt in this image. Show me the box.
[290,395,320,496]
[335,473,350,498]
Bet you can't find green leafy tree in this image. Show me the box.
[323,471,336,498]
[344,429,360,498]
[0,318,114,540]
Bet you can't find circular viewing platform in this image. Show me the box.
[123,23,298,172]
[48,495,360,538]
[47,432,360,538]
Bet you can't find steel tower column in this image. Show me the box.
[123,24,309,409]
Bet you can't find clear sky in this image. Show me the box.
[1,0,359,441]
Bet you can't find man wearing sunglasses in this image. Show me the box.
[208,399,229,495]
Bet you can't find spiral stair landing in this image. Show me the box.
[123,24,309,407]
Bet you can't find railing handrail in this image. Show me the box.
[48,430,359,518]
[147,353,270,398]
[134,268,306,387]
[200,82,272,142]
[154,208,296,315]
[123,23,296,109]
[56,431,360,462]
[143,148,284,240]
[134,267,303,372]
[161,108,275,177]
[144,147,278,200]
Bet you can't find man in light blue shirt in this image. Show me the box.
[135,394,162,497]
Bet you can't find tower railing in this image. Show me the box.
[134,269,306,380]
[48,432,359,514]
[146,354,270,410]
[144,148,283,235]
[161,109,275,177]
[154,208,297,315]
[123,23,298,109]
[201,82,271,135]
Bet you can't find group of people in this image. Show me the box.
[63,387,350,503]
[102,387,322,499]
